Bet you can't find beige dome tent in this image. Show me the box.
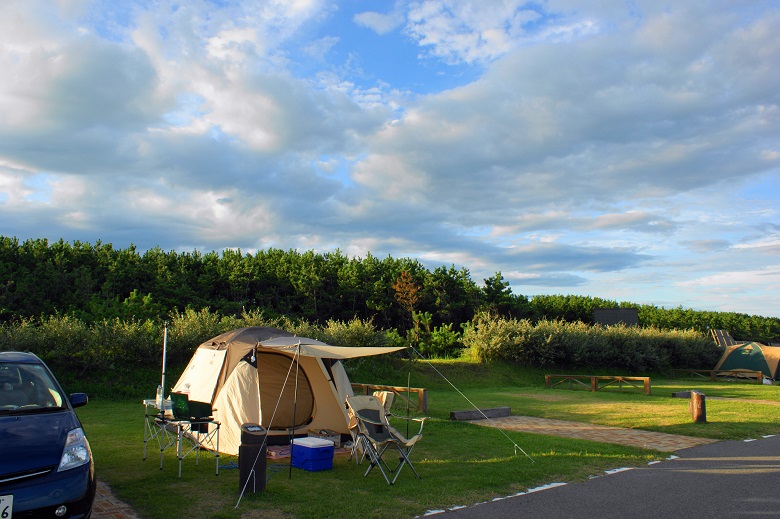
[171,326,405,456]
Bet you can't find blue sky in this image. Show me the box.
[1,0,778,317]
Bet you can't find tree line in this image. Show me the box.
[1,236,778,343]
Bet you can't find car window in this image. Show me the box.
[0,363,65,409]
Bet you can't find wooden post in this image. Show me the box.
[690,390,706,423]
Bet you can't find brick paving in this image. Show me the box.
[92,480,140,519]
[467,415,719,452]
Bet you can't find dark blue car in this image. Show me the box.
[0,351,96,519]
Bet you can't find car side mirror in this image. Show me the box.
[70,393,89,408]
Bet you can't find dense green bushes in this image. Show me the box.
[1,236,771,388]
[3,237,779,343]
[0,309,394,376]
[0,237,492,330]
[0,315,160,373]
[0,310,401,397]
[529,294,780,343]
[2,308,723,394]
[462,312,720,373]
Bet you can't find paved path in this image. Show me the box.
[433,434,780,518]
[467,415,719,451]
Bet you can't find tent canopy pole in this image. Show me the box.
[289,342,301,479]
[161,322,168,398]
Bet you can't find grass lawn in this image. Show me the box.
[76,360,780,518]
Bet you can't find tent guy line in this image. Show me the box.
[236,341,299,509]
[409,345,535,463]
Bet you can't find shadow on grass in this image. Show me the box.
[78,400,659,519]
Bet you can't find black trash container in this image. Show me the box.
[239,424,267,494]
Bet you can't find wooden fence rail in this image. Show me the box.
[669,369,764,384]
[545,374,652,395]
[350,383,428,413]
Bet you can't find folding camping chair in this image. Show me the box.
[372,390,395,414]
[345,395,427,484]
[170,392,221,478]
[347,391,395,464]
[711,329,738,348]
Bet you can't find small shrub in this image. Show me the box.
[418,323,463,358]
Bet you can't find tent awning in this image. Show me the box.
[257,338,406,359]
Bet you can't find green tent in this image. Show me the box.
[714,342,780,379]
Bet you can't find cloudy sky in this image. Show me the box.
[1,0,778,317]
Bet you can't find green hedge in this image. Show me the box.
[0,309,397,397]
[462,312,720,373]
[0,309,724,397]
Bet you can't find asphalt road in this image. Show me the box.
[435,434,780,518]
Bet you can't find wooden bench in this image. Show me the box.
[351,383,428,413]
[669,369,764,384]
[545,374,652,395]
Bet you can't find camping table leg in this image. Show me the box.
[142,407,165,469]
[215,425,220,476]
[142,401,162,463]
[178,423,184,479]
[160,423,165,470]
[143,403,149,460]
[142,399,176,469]
[195,429,201,466]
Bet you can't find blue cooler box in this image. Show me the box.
[291,437,335,471]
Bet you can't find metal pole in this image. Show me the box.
[406,345,412,437]
[161,322,168,398]
[289,342,301,479]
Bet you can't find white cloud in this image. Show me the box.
[353,10,404,35]
[733,237,780,254]
[351,153,428,202]
[677,266,780,291]
[403,0,589,65]
[0,171,34,206]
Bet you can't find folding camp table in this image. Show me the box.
[143,397,220,477]
[142,398,178,470]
